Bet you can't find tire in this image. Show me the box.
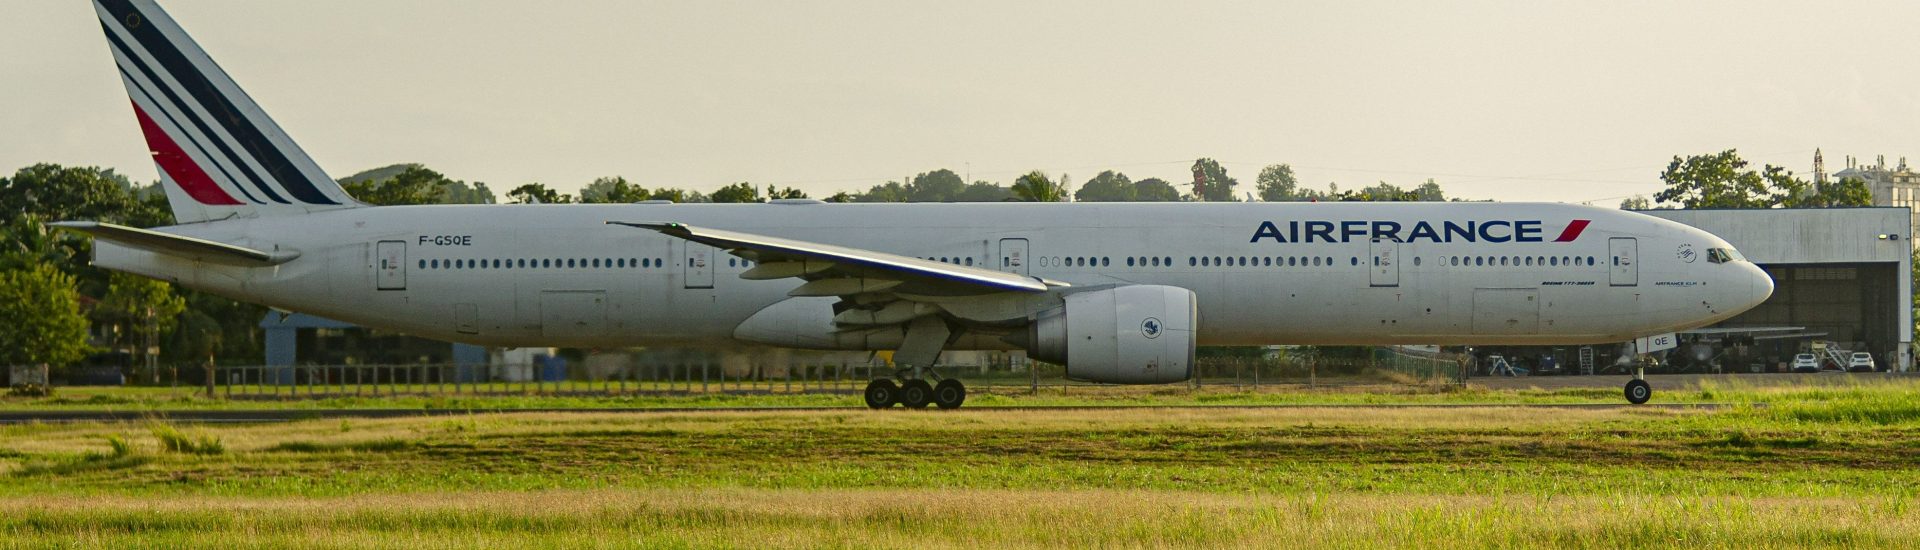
[933,379,966,410]
[863,379,899,409]
[1624,379,1652,405]
[899,379,934,409]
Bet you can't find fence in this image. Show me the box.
[211,351,1467,400]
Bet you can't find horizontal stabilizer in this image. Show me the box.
[52,221,297,266]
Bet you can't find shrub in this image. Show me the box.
[150,424,224,455]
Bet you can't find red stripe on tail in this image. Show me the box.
[1554,219,1591,242]
[131,103,244,206]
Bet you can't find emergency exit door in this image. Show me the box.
[684,242,715,289]
[998,238,1029,275]
[1369,238,1399,287]
[376,240,406,290]
[1609,237,1638,286]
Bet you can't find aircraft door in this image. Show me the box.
[998,238,1029,275]
[1369,238,1399,287]
[376,240,406,290]
[684,242,715,289]
[1609,237,1638,286]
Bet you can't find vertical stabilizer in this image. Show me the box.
[93,0,361,223]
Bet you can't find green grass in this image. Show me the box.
[2,378,1918,547]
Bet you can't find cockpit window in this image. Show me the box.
[1706,247,1746,264]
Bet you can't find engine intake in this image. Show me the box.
[1027,285,1196,384]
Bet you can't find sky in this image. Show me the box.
[3,0,1917,205]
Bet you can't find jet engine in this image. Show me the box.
[1025,285,1196,384]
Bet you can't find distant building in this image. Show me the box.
[1832,152,1920,246]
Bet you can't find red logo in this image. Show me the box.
[1553,220,1591,242]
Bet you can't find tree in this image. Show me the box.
[579,176,651,204]
[440,181,497,204]
[1656,149,1873,209]
[0,164,167,228]
[853,181,910,203]
[1654,150,1774,209]
[907,169,967,202]
[1189,158,1238,202]
[94,272,186,381]
[1074,171,1136,202]
[766,185,808,200]
[1011,171,1067,202]
[506,183,572,204]
[1774,176,1873,208]
[1620,195,1652,210]
[1132,178,1183,202]
[0,263,91,371]
[341,165,456,206]
[953,182,1012,202]
[709,182,761,203]
[647,188,704,203]
[1256,164,1300,201]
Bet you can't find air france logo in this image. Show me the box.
[1142,317,1162,339]
[1250,219,1593,244]
[1677,243,1696,263]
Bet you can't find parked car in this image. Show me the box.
[1847,352,1877,372]
[1791,353,1820,373]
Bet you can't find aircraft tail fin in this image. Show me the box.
[92,0,362,224]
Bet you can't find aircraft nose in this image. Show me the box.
[1745,263,1774,308]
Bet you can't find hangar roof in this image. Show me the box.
[1638,207,1912,265]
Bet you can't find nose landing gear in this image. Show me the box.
[1623,356,1653,405]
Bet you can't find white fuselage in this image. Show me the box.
[94,201,1771,350]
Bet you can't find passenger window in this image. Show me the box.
[1414,257,1422,266]
[966,257,974,266]
[1101,257,1109,267]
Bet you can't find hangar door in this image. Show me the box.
[1609,238,1638,286]
[376,240,406,290]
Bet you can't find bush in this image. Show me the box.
[150,424,224,455]
[8,383,53,397]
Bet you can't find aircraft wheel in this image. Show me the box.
[933,379,967,410]
[864,379,900,409]
[1624,379,1652,405]
[899,379,934,409]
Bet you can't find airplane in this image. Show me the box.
[59,0,1773,408]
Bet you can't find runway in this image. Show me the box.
[0,402,1739,424]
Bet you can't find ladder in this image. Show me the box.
[1578,346,1595,376]
[1820,342,1851,370]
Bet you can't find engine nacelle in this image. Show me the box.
[1027,285,1196,384]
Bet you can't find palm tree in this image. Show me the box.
[1011,171,1067,202]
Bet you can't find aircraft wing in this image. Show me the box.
[608,221,1065,295]
[51,221,298,267]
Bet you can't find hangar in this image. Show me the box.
[1642,207,1913,372]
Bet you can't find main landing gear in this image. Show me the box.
[864,370,966,410]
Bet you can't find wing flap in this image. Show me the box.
[51,221,297,266]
